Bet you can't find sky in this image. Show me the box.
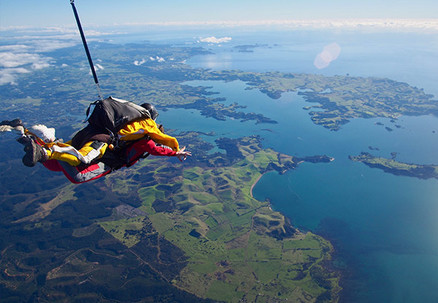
[0,0,437,87]
[1,0,438,28]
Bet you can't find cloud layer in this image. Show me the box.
[117,18,438,32]
[1,18,436,84]
[0,49,53,85]
[0,27,111,85]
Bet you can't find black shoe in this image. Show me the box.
[22,139,47,167]
[17,135,32,145]
[1,119,23,127]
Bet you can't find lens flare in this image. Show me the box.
[314,42,341,69]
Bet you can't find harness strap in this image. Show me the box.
[70,0,103,100]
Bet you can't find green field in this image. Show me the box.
[97,136,341,302]
[350,152,438,180]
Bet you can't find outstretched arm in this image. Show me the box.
[135,139,191,161]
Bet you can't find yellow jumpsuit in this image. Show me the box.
[44,140,108,167]
[44,118,179,166]
[118,118,179,151]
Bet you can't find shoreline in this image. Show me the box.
[250,173,265,198]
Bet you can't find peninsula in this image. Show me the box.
[350,152,438,180]
[0,134,341,302]
[197,71,438,131]
[100,135,341,302]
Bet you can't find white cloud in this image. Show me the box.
[279,19,438,32]
[149,56,165,62]
[199,36,232,44]
[0,67,30,85]
[0,26,114,41]
[0,52,49,68]
[0,26,121,85]
[134,58,147,66]
[120,19,438,32]
[0,51,52,84]
[0,45,30,51]
[31,62,50,70]
[314,43,341,69]
[89,64,104,75]
[134,56,166,65]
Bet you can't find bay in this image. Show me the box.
[116,28,438,302]
[254,162,438,303]
[159,78,438,303]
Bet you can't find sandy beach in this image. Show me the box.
[250,173,265,198]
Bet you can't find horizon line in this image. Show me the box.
[2,18,438,32]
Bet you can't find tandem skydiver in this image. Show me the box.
[0,101,191,183]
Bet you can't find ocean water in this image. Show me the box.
[153,29,438,303]
[186,29,438,98]
[158,79,438,302]
[106,28,438,302]
[254,164,438,302]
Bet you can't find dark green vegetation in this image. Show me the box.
[0,149,214,303]
[102,135,340,302]
[0,133,339,302]
[242,73,438,130]
[1,40,435,302]
[350,152,438,180]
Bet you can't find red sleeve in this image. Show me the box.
[140,139,177,157]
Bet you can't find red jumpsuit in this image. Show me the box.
[43,138,177,184]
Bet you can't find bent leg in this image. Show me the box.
[47,141,108,166]
[57,161,112,184]
[42,159,63,172]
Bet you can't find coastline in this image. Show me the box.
[250,172,265,198]
[350,152,438,180]
[249,169,342,302]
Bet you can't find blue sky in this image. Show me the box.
[1,0,437,28]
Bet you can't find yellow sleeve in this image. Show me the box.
[118,119,180,151]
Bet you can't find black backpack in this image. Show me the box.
[71,96,151,149]
[85,96,151,134]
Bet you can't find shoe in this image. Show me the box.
[22,139,48,167]
[17,135,32,145]
[0,119,23,127]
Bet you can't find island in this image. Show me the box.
[350,152,438,180]
[233,44,269,53]
[200,71,438,130]
[2,42,437,133]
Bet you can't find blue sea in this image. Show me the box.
[116,28,438,302]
